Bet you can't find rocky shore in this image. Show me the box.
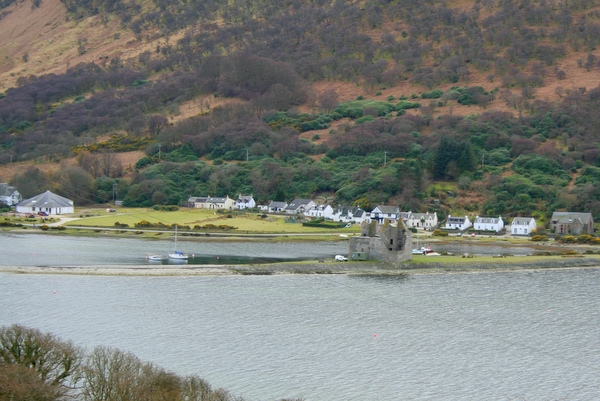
[1,256,599,276]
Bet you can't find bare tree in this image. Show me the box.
[0,324,83,400]
[318,89,339,113]
[148,115,169,136]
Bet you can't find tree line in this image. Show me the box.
[0,324,303,401]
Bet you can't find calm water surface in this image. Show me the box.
[1,267,599,400]
[0,232,346,265]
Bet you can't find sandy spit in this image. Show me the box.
[1,258,600,277]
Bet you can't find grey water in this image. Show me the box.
[0,232,346,265]
[1,267,600,400]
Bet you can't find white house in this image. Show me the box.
[16,190,74,215]
[474,216,504,232]
[511,217,537,235]
[236,194,256,210]
[445,215,471,231]
[0,183,21,206]
[405,212,438,230]
[370,205,400,224]
[305,204,333,219]
[285,198,316,214]
[333,206,368,224]
[268,201,287,213]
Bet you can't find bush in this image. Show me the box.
[395,101,421,110]
[355,115,375,124]
[421,89,444,99]
[135,156,153,169]
[531,235,549,241]
[432,229,448,236]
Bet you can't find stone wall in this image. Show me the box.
[349,219,413,263]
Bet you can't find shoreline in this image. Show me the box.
[2,257,599,276]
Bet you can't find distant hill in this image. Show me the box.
[2,0,600,223]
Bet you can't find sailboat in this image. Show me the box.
[168,225,188,260]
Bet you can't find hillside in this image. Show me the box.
[2,0,600,222]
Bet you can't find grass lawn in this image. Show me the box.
[66,207,362,235]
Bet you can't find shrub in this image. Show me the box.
[421,89,444,99]
[135,156,153,169]
[355,115,375,124]
[395,101,421,110]
[559,235,577,243]
[432,229,448,236]
[531,235,549,241]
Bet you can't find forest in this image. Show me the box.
[3,0,600,221]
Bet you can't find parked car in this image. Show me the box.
[335,255,348,261]
[38,211,49,216]
[25,213,35,218]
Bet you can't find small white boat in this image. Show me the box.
[168,225,188,260]
[413,246,436,255]
[168,251,188,260]
[146,254,163,261]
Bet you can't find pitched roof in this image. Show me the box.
[373,205,399,214]
[551,212,593,224]
[207,196,230,204]
[475,216,503,224]
[411,212,437,220]
[188,196,209,203]
[286,198,312,209]
[0,183,18,197]
[447,216,467,223]
[512,217,535,225]
[18,190,73,208]
[237,195,254,203]
[268,201,287,208]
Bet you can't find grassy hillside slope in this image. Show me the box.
[2,0,600,223]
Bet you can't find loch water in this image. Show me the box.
[1,235,599,401]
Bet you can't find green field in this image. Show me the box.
[67,208,362,235]
[408,254,600,264]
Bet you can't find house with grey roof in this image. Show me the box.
[187,196,209,208]
[206,195,236,210]
[511,217,537,235]
[405,212,438,230]
[0,183,21,206]
[285,198,315,214]
[333,206,368,224]
[236,194,256,210]
[370,205,400,224]
[304,204,333,219]
[550,212,594,235]
[445,215,472,231]
[16,190,74,215]
[474,216,504,232]
[268,201,287,213]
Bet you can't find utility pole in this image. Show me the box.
[158,144,161,161]
[481,153,485,169]
[112,183,116,202]
[384,151,388,167]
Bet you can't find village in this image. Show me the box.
[1,183,596,239]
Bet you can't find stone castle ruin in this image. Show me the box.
[349,219,413,263]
